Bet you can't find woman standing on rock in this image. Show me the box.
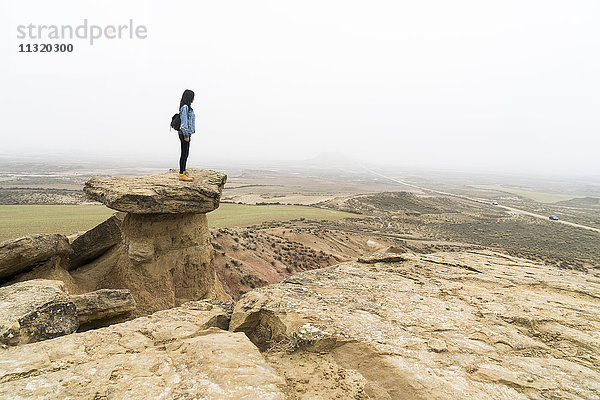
[178,89,195,182]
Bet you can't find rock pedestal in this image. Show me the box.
[81,168,229,315]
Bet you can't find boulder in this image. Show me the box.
[0,280,78,346]
[69,212,125,270]
[83,168,227,214]
[230,251,600,399]
[0,301,285,399]
[71,288,136,326]
[0,234,72,280]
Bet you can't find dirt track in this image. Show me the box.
[364,168,600,234]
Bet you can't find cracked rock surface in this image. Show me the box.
[71,288,136,327]
[231,250,600,399]
[0,300,285,400]
[0,280,77,346]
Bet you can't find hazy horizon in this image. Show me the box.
[2,150,599,184]
[1,1,599,178]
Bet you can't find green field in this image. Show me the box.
[0,205,115,241]
[470,185,584,204]
[0,203,355,242]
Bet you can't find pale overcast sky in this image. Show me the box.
[0,1,598,177]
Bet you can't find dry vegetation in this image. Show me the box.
[2,163,599,297]
[319,192,600,270]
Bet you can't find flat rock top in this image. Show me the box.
[84,168,227,214]
[231,250,600,399]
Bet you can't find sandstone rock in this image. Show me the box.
[71,288,136,326]
[5,255,79,295]
[357,252,410,263]
[69,212,125,270]
[0,234,72,280]
[70,212,229,315]
[83,168,227,214]
[0,301,285,399]
[0,280,78,346]
[67,168,230,315]
[231,251,600,399]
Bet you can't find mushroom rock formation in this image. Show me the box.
[81,168,229,315]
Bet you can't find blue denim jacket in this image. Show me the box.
[179,104,195,137]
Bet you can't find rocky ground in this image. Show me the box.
[231,251,600,399]
[2,251,598,399]
[0,300,285,400]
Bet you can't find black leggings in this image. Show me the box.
[178,132,190,173]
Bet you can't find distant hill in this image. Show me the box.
[304,152,355,166]
[295,152,366,172]
[556,196,600,208]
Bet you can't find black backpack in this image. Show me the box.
[170,112,181,131]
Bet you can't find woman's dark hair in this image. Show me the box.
[180,89,194,112]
